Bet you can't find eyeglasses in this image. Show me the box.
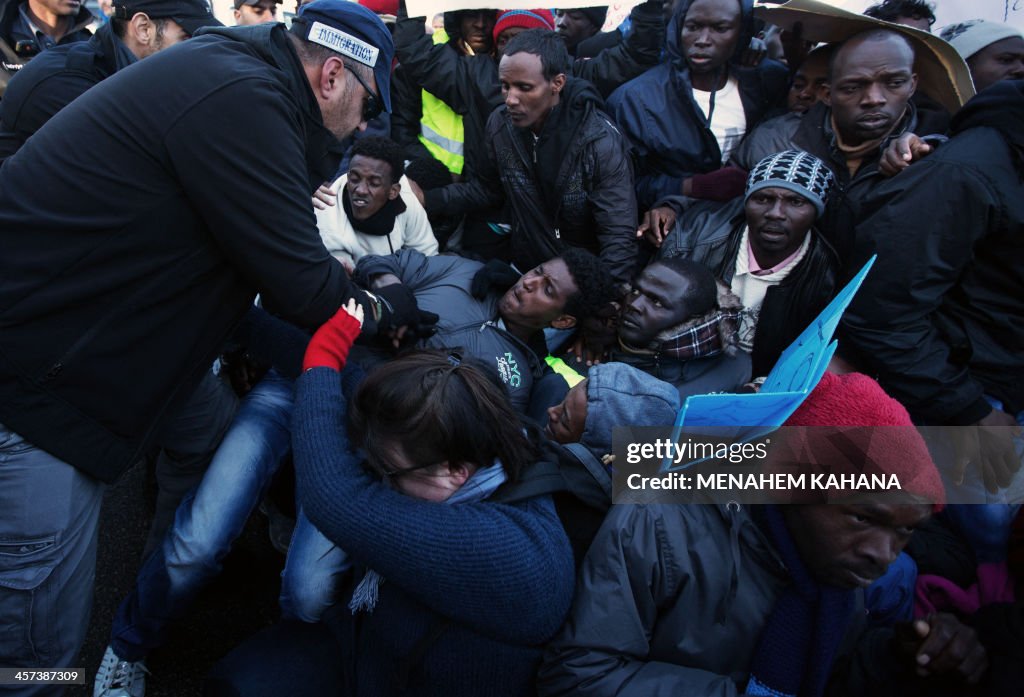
[380,460,444,479]
[344,63,383,123]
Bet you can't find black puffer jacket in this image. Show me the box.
[424,78,638,283]
[842,80,1024,424]
[658,197,838,377]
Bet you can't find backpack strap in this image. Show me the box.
[491,456,566,505]
[563,442,612,501]
[491,443,612,512]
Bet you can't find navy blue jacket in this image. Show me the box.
[606,0,788,211]
[0,24,358,483]
[0,22,135,159]
[0,0,93,94]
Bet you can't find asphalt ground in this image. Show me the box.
[71,461,283,697]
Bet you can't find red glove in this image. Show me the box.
[303,299,364,372]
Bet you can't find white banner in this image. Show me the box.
[815,0,1024,30]
[405,0,629,21]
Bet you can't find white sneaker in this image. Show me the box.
[94,645,149,697]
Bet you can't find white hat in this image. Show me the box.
[939,19,1023,61]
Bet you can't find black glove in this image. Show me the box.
[410,309,440,341]
[374,282,420,333]
[470,259,521,300]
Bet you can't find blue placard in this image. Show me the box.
[662,256,876,472]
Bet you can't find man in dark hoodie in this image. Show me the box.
[607,0,789,211]
[0,0,220,159]
[842,80,1024,490]
[420,28,638,287]
[0,1,423,690]
[0,0,94,93]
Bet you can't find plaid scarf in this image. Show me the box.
[620,307,741,362]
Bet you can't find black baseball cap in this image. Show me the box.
[113,0,223,35]
[234,0,277,9]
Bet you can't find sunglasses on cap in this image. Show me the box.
[344,63,382,123]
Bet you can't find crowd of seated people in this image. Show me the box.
[1,0,1023,695]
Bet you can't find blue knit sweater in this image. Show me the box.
[293,366,576,696]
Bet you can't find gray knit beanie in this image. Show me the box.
[745,150,835,219]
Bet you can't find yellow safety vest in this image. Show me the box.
[418,28,465,176]
[545,355,586,388]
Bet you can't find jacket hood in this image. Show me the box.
[195,23,297,76]
[536,74,604,140]
[666,0,756,70]
[951,78,1024,150]
[558,74,604,113]
[442,9,497,53]
[580,363,680,461]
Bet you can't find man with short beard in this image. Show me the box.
[729,28,946,266]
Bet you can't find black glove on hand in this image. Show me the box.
[411,309,440,341]
[470,259,521,300]
[374,282,420,333]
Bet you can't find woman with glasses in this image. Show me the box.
[207,300,575,697]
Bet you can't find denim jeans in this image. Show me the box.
[0,423,104,697]
[109,371,294,661]
[278,509,348,622]
[145,371,238,558]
